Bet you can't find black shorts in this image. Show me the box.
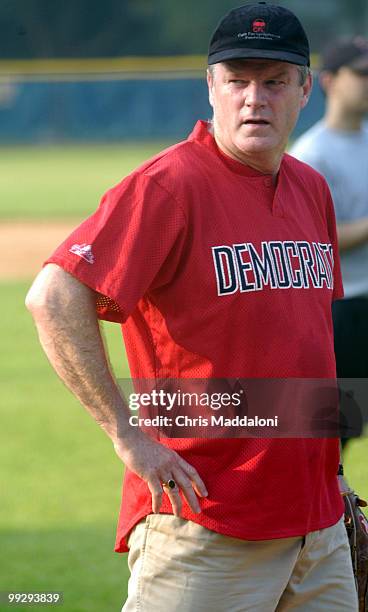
[332,297,368,440]
[332,297,368,377]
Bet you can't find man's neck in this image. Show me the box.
[325,104,364,132]
[213,134,282,180]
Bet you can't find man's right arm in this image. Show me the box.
[336,218,368,251]
[25,264,207,515]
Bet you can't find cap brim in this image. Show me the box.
[208,48,309,66]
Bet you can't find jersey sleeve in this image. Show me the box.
[44,172,188,323]
[323,180,344,301]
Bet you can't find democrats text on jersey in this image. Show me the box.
[212,241,334,296]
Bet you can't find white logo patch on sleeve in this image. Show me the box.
[69,243,95,264]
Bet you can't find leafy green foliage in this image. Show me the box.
[2,0,366,59]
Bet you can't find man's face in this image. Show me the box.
[207,59,312,168]
[326,67,368,114]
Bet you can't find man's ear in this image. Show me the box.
[319,70,335,95]
[207,68,214,108]
[300,71,313,109]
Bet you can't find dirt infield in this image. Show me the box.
[0,221,77,281]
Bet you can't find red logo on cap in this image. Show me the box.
[252,18,266,33]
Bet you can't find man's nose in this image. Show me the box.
[244,82,266,107]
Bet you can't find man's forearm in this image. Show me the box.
[26,264,207,515]
[337,218,368,251]
[26,265,131,443]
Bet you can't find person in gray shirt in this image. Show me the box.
[291,37,368,446]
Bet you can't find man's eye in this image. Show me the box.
[229,79,246,84]
[266,80,285,86]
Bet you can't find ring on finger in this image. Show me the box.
[162,479,176,490]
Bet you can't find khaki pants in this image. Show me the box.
[122,514,358,612]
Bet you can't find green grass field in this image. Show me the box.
[0,143,170,219]
[1,281,131,611]
[1,144,166,611]
[1,144,367,611]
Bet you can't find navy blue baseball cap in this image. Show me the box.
[208,2,310,67]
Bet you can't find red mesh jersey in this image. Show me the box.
[45,121,344,551]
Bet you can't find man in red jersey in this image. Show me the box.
[26,3,358,611]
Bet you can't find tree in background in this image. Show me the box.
[0,0,367,59]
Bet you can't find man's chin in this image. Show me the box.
[236,136,275,153]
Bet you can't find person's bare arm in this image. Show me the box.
[337,218,368,251]
[25,264,207,515]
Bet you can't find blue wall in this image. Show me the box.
[0,77,325,143]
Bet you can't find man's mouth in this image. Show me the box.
[243,119,270,125]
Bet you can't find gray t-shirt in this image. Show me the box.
[290,121,368,298]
